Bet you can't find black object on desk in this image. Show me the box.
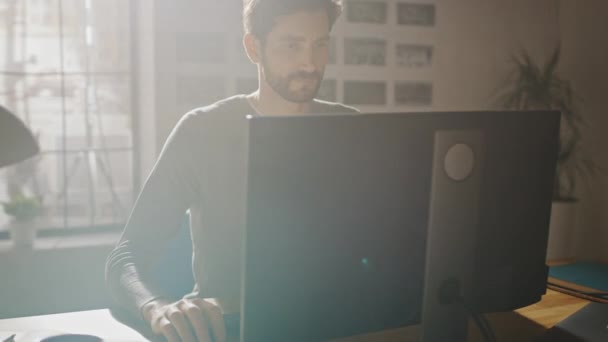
[2,334,16,342]
[539,302,608,342]
[40,334,102,342]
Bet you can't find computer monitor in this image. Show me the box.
[241,111,560,342]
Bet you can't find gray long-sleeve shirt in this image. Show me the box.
[105,95,358,319]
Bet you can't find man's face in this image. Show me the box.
[259,10,331,103]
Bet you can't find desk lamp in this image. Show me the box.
[0,105,39,168]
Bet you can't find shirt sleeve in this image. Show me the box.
[105,112,199,320]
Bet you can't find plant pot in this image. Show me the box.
[9,219,37,247]
[546,201,578,263]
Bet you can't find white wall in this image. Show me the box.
[433,0,559,111]
[558,0,608,261]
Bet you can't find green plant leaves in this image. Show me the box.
[1,193,42,222]
[493,46,599,201]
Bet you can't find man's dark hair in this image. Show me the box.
[243,0,342,40]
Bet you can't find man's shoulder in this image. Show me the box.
[167,95,251,142]
[312,99,359,114]
[185,95,252,120]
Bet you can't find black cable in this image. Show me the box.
[457,296,497,342]
[471,311,494,342]
[547,281,608,300]
[476,311,497,342]
[438,278,497,342]
[470,307,494,340]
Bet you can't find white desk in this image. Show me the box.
[0,309,146,341]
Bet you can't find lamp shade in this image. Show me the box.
[0,105,40,168]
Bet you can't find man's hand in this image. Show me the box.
[142,298,227,342]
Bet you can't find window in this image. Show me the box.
[0,0,135,235]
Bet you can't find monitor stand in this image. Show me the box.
[420,130,484,342]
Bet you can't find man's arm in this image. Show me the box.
[105,113,199,320]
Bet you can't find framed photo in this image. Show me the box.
[344,81,386,105]
[395,81,433,106]
[317,79,337,102]
[176,32,226,63]
[344,38,387,66]
[397,3,436,26]
[396,44,433,67]
[347,1,388,24]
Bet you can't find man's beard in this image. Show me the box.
[261,60,324,103]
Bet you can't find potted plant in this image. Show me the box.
[494,46,599,262]
[1,191,43,247]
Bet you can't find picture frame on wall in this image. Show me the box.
[344,81,387,105]
[397,2,436,27]
[396,44,433,68]
[395,81,433,106]
[344,38,387,66]
[346,0,388,24]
